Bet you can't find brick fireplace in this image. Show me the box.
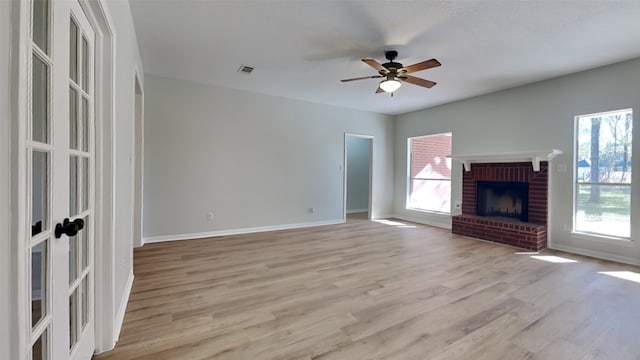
[451,161,549,250]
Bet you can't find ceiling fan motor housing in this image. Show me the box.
[385,50,398,61]
[381,62,403,71]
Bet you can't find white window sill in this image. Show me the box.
[405,207,451,216]
[570,231,634,246]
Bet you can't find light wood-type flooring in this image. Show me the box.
[94,216,640,360]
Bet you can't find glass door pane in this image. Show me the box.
[31,240,48,327]
[81,157,89,211]
[69,87,78,149]
[81,98,89,152]
[69,288,78,350]
[80,277,88,330]
[80,216,89,270]
[82,37,89,91]
[32,54,49,143]
[32,328,48,360]
[69,20,78,84]
[32,151,49,236]
[69,232,78,285]
[32,0,49,53]
[69,156,78,216]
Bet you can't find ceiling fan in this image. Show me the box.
[341,50,441,94]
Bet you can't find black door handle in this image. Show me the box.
[55,218,85,239]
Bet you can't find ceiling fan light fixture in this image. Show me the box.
[379,79,401,92]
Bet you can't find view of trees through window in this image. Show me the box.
[407,133,452,213]
[575,109,632,238]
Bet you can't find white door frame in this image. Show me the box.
[343,133,374,221]
[14,1,31,357]
[12,0,117,357]
[78,0,118,353]
[1,2,17,359]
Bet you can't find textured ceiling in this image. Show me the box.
[129,1,640,115]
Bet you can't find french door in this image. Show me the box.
[26,0,96,359]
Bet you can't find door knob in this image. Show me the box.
[55,218,85,239]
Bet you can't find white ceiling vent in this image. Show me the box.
[237,65,254,74]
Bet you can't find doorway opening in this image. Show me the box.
[344,134,373,221]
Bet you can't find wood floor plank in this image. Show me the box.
[94,217,640,360]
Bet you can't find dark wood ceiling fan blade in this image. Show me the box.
[362,59,388,73]
[341,75,383,83]
[400,58,441,74]
[375,86,384,93]
[402,75,437,88]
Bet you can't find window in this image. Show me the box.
[407,133,452,213]
[575,109,632,238]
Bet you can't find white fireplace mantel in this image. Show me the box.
[449,149,563,172]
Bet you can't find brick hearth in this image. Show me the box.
[452,161,549,250]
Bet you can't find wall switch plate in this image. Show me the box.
[310,207,315,213]
[207,212,214,221]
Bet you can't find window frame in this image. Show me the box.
[573,108,633,240]
[406,132,452,214]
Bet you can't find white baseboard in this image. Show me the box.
[114,272,134,342]
[346,208,368,214]
[143,219,346,244]
[549,243,640,267]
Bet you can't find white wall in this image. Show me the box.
[394,57,640,265]
[143,75,394,241]
[0,2,14,358]
[346,136,371,212]
[103,0,144,335]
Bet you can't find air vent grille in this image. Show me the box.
[237,65,254,74]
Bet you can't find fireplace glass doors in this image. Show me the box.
[476,181,529,221]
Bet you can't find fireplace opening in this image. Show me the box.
[476,181,529,221]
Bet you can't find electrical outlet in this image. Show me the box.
[207,212,214,221]
[452,201,462,215]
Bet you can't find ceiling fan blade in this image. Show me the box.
[341,75,383,83]
[402,75,437,88]
[375,86,384,93]
[400,58,441,74]
[362,59,388,73]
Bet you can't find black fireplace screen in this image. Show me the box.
[476,181,529,221]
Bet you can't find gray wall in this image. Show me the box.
[143,75,394,240]
[346,136,371,212]
[394,57,640,265]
